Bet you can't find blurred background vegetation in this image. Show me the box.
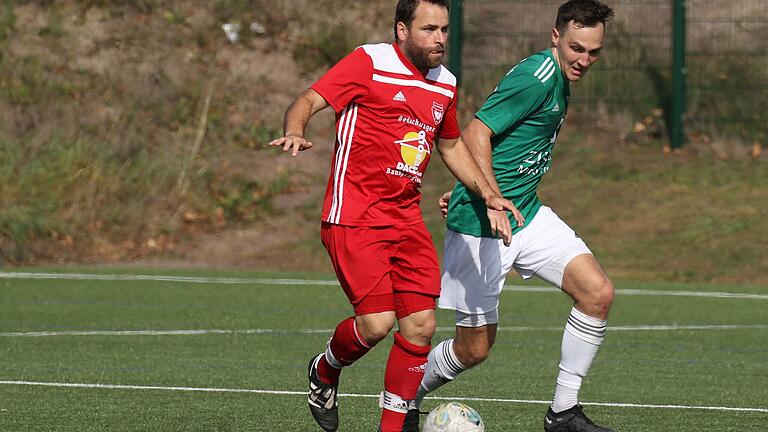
[0,0,380,263]
[462,0,768,143]
[0,0,765,285]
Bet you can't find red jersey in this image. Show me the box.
[311,43,460,227]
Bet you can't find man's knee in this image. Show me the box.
[456,342,490,367]
[398,310,436,346]
[356,313,395,345]
[454,326,496,367]
[411,314,437,340]
[580,275,614,318]
[597,277,615,310]
[563,255,615,318]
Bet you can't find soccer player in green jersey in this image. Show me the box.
[412,1,617,431]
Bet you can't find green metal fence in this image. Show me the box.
[452,0,768,146]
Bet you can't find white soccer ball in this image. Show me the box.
[422,401,485,432]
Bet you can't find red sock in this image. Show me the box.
[317,316,371,385]
[380,331,431,432]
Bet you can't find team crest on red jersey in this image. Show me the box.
[431,102,444,125]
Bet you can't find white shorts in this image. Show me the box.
[439,206,591,326]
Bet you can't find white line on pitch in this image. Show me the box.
[0,329,328,337]
[1,324,766,338]
[0,272,338,286]
[0,380,765,413]
[1,271,766,300]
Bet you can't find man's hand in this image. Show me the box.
[484,195,524,227]
[270,89,327,156]
[484,194,524,247]
[269,134,313,156]
[487,209,512,246]
[439,191,452,219]
[440,190,524,247]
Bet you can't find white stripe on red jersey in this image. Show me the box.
[328,104,358,224]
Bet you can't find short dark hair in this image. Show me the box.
[555,0,614,32]
[393,0,450,39]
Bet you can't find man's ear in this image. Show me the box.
[551,27,560,48]
[396,21,408,43]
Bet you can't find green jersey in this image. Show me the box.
[447,49,570,237]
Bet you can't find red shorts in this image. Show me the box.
[321,221,440,318]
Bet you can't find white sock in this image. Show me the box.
[551,307,606,413]
[414,339,466,408]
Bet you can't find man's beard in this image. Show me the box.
[403,38,443,71]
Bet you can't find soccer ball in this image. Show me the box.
[422,401,485,432]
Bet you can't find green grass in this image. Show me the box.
[0,269,766,431]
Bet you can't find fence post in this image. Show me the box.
[449,0,463,86]
[671,0,686,148]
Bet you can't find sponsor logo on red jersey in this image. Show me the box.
[386,129,432,184]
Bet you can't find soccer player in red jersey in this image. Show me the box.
[269,1,523,430]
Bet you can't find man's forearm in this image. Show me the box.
[439,139,497,201]
[464,128,502,196]
[283,89,329,137]
[283,92,315,137]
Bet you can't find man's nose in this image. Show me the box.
[435,31,447,46]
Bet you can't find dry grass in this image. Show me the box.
[0,0,765,284]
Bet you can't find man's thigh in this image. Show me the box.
[321,222,397,312]
[390,221,441,298]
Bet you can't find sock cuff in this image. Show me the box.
[351,318,371,349]
[565,307,606,345]
[570,307,607,327]
[393,331,431,356]
[439,339,466,376]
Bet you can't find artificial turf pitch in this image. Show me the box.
[0,270,765,431]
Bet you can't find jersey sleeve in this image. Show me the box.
[311,48,372,113]
[475,73,548,136]
[439,93,460,140]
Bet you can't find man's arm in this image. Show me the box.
[437,137,524,246]
[268,88,329,156]
[461,118,502,195]
[436,137,498,205]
